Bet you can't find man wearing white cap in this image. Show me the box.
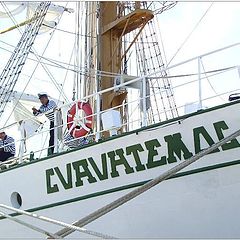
[32,93,57,155]
[0,131,15,162]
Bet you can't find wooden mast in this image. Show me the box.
[99,1,154,136]
[99,2,120,112]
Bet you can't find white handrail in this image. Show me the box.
[0,42,238,163]
[0,83,238,157]
[0,48,238,133]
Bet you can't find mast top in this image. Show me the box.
[101,9,154,36]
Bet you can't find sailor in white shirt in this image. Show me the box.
[0,131,15,162]
[32,92,57,155]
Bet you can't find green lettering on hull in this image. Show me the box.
[145,139,167,169]
[45,119,240,194]
[164,133,193,163]
[54,163,72,190]
[108,149,135,178]
[46,168,59,194]
[126,144,145,171]
[88,154,108,181]
[72,159,97,187]
[214,121,240,151]
[193,126,220,154]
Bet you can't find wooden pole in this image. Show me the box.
[99,2,153,137]
[0,17,35,34]
[99,1,119,112]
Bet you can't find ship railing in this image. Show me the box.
[0,42,239,165]
[4,86,237,164]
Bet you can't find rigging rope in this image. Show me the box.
[134,16,178,124]
[0,2,51,119]
[1,2,70,128]
[0,41,237,87]
[0,204,116,239]
[53,125,240,238]
[200,59,225,102]
[0,2,27,18]
[166,2,214,67]
[0,210,61,239]
[2,2,69,103]
[42,23,96,38]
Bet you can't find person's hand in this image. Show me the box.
[32,107,38,113]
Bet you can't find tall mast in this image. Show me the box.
[98,1,154,111]
[99,2,119,112]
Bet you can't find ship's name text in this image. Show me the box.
[46,120,240,194]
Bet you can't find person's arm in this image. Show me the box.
[32,107,41,116]
[0,141,3,152]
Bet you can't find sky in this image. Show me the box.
[0,1,240,157]
[155,2,240,110]
[1,2,239,100]
[159,2,240,62]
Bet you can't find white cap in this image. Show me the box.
[38,92,48,99]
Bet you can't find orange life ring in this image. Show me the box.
[67,101,93,138]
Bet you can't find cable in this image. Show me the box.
[2,2,69,102]
[42,23,96,38]
[0,210,61,239]
[0,2,51,118]
[54,127,240,237]
[57,44,75,104]
[166,2,214,67]
[1,41,237,87]
[0,39,138,79]
[200,59,225,102]
[0,204,116,239]
[2,3,66,127]
[0,40,126,79]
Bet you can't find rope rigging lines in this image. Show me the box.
[0,2,51,118]
[134,15,178,124]
[166,2,214,67]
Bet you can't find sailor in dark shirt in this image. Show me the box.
[64,132,88,149]
[0,131,15,162]
[32,93,57,155]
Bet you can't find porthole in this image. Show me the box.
[10,192,22,209]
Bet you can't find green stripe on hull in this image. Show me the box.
[1,158,240,221]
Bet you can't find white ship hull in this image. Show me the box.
[1,100,240,238]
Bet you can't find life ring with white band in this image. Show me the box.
[67,101,93,138]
